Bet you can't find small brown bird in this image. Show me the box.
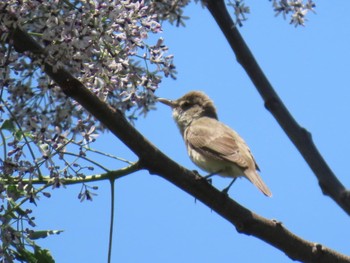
[157,91,272,197]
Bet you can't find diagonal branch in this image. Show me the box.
[3,16,350,263]
[204,0,350,215]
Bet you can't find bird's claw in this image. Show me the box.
[221,186,230,195]
[192,170,212,184]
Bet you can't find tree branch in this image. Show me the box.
[3,16,350,263]
[0,162,141,186]
[203,0,350,215]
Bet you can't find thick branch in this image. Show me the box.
[204,0,350,215]
[3,18,350,263]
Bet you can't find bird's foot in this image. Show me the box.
[193,170,213,184]
[203,169,222,182]
[204,171,219,179]
[221,186,230,196]
[221,178,237,195]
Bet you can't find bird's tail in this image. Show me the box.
[244,169,272,197]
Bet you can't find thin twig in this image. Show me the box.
[0,162,142,186]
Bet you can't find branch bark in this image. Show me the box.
[204,0,350,215]
[2,14,350,263]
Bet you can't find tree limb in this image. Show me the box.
[0,162,141,186]
[203,0,350,215]
[3,15,350,263]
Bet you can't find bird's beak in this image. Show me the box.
[157,97,175,108]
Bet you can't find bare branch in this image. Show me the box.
[203,0,350,215]
[3,18,350,263]
[0,162,141,186]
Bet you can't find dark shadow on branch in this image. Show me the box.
[203,0,350,215]
[2,14,350,263]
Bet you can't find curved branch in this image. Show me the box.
[3,20,350,263]
[203,0,350,215]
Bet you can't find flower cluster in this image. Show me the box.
[0,0,177,180]
[227,0,250,27]
[147,0,191,26]
[271,0,316,26]
[1,0,176,115]
[0,1,180,260]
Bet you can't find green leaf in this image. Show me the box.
[14,130,24,141]
[1,119,16,132]
[15,247,38,263]
[15,246,56,263]
[34,246,55,263]
[29,230,64,240]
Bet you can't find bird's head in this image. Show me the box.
[157,91,218,134]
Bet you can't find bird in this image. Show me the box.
[157,91,272,197]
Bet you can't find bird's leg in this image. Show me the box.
[204,173,215,179]
[222,178,237,194]
[203,170,223,185]
[204,170,222,179]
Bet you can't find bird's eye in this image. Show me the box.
[181,101,191,110]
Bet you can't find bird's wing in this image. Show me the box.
[185,117,254,170]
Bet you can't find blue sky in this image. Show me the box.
[35,1,350,262]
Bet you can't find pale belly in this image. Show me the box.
[187,146,244,178]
